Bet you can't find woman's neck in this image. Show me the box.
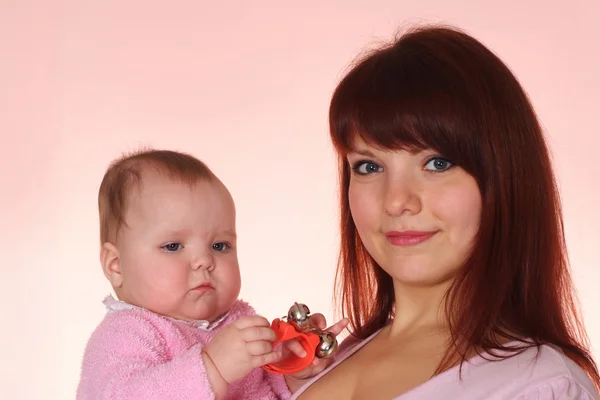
[387,279,451,338]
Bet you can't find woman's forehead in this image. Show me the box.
[345,133,425,155]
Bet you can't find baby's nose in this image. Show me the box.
[190,253,214,271]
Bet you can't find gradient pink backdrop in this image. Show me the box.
[1,1,599,398]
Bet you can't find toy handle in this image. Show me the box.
[262,319,319,375]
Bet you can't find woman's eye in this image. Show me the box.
[212,242,229,252]
[162,243,182,252]
[424,157,453,172]
[352,161,382,175]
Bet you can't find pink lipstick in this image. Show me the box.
[385,231,437,246]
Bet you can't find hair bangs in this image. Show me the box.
[329,44,479,173]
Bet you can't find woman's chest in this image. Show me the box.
[296,339,443,400]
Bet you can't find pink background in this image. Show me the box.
[1,1,599,398]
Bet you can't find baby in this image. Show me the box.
[77,149,320,399]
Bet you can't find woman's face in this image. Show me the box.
[347,137,482,287]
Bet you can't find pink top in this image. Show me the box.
[290,329,599,399]
[76,296,291,400]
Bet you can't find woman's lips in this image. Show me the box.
[384,231,437,246]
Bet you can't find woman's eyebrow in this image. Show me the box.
[347,149,377,157]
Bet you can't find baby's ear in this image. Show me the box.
[101,242,123,288]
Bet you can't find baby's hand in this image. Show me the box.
[283,316,349,392]
[202,315,280,395]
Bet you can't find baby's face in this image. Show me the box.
[113,173,241,322]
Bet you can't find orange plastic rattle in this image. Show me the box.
[262,303,338,375]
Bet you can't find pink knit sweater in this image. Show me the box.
[77,297,292,400]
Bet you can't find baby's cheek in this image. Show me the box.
[220,263,241,298]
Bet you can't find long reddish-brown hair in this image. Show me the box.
[329,25,599,386]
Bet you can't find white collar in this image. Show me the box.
[102,294,230,331]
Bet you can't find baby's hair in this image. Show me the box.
[98,148,214,244]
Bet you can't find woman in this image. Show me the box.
[291,25,600,399]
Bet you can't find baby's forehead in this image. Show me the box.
[126,174,232,220]
[127,176,204,211]
[128,166,211,197]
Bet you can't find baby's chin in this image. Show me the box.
[171,300,233,323]
[119,290,238,323]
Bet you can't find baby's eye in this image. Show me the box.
[212,242,229,252]
[162,243,183,252]
[352,161,383,175]
[424,157,453,172]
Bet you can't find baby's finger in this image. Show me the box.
[233,315,271,329]
[284,339,307,358]
[246,340,273,356]
[241,326,277,342]
[251,350,282,368]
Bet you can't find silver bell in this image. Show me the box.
[287,302,311,332]
[315,332,338,359]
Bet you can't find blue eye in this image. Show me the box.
[424,157,453,172]
[212,242,229,252]
[162,243,183,252]
[352,161,382,175]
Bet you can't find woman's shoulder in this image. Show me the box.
[498,344,598,399]
[408,343,599,399]
[292,334,598,400]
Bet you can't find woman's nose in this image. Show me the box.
[383,176,422,217]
